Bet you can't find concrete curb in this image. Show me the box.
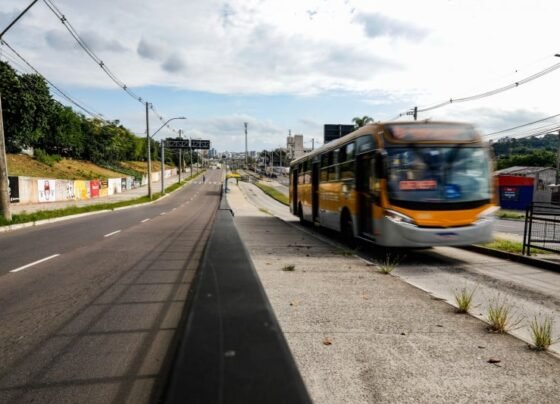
[460,244,560,273]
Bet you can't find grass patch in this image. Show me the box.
[529,316,554,351]
[495,209,524,220]
[254,182,289,206]
[487,297,523,333]
[454,287,476,314]
[0,196,153,226]
[378,253,401,274]
[259,208,271,215]
[282,264,296,272]
[480,239,549,255]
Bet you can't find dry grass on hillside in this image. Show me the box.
[7,154,126,180]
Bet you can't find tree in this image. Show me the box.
[40,103,85,157]
[352,115,374,128]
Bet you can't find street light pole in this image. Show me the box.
[147,116,186,198]
[161,139,165,194]
[146,102,152,198]
[244,122,248,171]
[178,129,182,183]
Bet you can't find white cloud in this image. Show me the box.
[3,0,560,149]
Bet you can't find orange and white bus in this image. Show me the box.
[289,121,496,247]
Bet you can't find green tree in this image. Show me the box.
[352,115,374,128]
[40,103,85,157]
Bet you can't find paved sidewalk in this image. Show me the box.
[9,173,203,214]
[227,182,560,404]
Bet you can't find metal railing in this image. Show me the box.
[522,202,560,255]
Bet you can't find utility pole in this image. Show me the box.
[244,122,248,171]
[0,96,11,221]
[146,102,152,199]
[312,138,315,151]
[178,129,182,183]
[0,0,41,221]
[161,140,165,194]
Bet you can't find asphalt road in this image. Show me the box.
[494,218,525,237]
[0,169,224,404]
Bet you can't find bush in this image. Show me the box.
[35,149,62,167]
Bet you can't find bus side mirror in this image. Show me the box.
[375,150,387,179]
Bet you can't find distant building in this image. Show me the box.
[494,166,557,209]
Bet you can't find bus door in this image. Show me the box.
[356,153,374,237]
[312,162,319,222]
[291,167,298,214]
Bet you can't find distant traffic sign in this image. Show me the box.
[164,138,191,148]
[190,139,211,149]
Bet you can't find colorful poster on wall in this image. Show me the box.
[100,179,108,197]
[38,179,56,202]
[8,176,19,203]
[90,180,100,198]
[74,180,90,200]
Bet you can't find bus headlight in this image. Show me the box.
[385,209,416,226]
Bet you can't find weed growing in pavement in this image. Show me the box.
[377,253,401,274]
[454,286,476,314]
[282,264,296,272]
[334,247,360,257]
[487,297,523,333]
[529,316,554,351]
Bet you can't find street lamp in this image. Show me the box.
[147,116,186,198]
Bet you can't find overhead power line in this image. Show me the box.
[1,39,108,121]
[484,112,560,138]
[42,0,179,134]
[392,60,560,119]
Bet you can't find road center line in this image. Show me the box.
[10,254,61,273]
[104,230,122,238]
[141,218,151,223]
[160,212,167,216]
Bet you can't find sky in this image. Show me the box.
[2,0,560,152]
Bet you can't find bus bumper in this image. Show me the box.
[379,216,495,247]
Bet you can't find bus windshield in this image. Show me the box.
[386,146,491,207]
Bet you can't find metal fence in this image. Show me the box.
[523,202,560,255]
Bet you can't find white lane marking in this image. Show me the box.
[104,230,122,238]
[172,208,177,211]
[10,254,60,273]
[160,212,167,216]
[141,218,151,223]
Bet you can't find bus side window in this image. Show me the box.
[341,142,355,180]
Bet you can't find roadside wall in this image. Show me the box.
[10,175,141,204]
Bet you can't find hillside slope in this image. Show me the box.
[7,154,172,180]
